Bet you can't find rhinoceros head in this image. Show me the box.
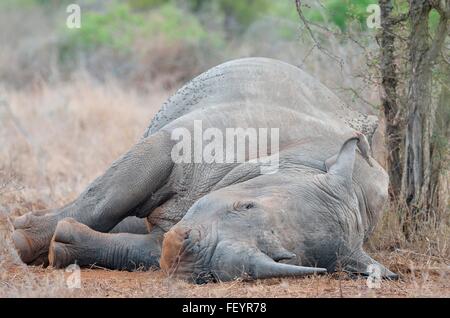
[160,137,366,283]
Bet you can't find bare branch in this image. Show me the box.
[333,86,379,109]
[300,43,317,65]
[294,0,343,67]
[441,50,450,65]
[391,12,409,24]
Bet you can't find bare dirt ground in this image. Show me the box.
[1,78,449,298]
[1,261,449,298]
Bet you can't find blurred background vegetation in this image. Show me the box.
[0,0,393,112]
[0,0,442,89]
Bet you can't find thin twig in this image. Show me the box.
[394,248,449,263]
[333,86,380,109]
[294,0,344,68]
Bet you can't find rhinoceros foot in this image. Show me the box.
[48,217,94,269]
[12,211,59,266]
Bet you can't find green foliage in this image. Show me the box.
[62,4,144,51]
[185,0,271,29]
[392,0,440,32]
[127,0,167,10]
[218,0,271,27]
[145,2,208,42]
[60,2,212,56]
[304,0,376,31]
[57,1,223,69]
[0,0,59,8]
[263,1,299,40]
[428,9,441,32]
[393,0,410,15]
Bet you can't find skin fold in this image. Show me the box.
[12,57,397,282]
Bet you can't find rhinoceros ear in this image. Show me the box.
[326,137,359,188]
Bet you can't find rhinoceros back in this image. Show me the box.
[143,57,377,139]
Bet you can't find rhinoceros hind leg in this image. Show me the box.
[13,131,174,265]
[342,249,398,280]
[49,218,161,271]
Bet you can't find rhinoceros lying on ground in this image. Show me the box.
[12,57,397,282]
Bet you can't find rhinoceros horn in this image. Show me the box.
[248,252,327,279]
[213,245,327,280]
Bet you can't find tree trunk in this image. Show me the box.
[379,0,449,235]
[379,0,402,197]
[401,0,433,212]
[429,64,450,219]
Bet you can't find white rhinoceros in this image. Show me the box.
[12,58,396,282]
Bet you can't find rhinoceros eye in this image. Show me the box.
[233,201,256,211]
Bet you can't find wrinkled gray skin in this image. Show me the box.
[12,58,397,283]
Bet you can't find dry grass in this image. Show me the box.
[0,75,163,297]
[0,74,166,209]
[0,76,449,298]
[0,266,449,298]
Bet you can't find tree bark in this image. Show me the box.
[379,0,449,232]
[401,0,433,209]
[429,64,450,218]
[379,0,402,196]
[402,0,448,215]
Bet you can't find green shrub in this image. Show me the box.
[144,2,208,42]
[127,0,168,10]
[62,4,144,51]
[303,0,376,31]
[265,1,302,40]
[59,2,216,54]
[218,0,271,28]
[186,0,271,30]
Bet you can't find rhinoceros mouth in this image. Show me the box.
[160,222,327,283]
[160,226,190,275]
[160,224,218,282]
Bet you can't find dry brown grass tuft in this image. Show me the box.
[0,74,166,212]
[0,76,165,297]
[367,201,449,264]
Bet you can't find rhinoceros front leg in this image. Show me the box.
[342,249,399,280]
[12,131,174,266]
[49,218,162,270]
